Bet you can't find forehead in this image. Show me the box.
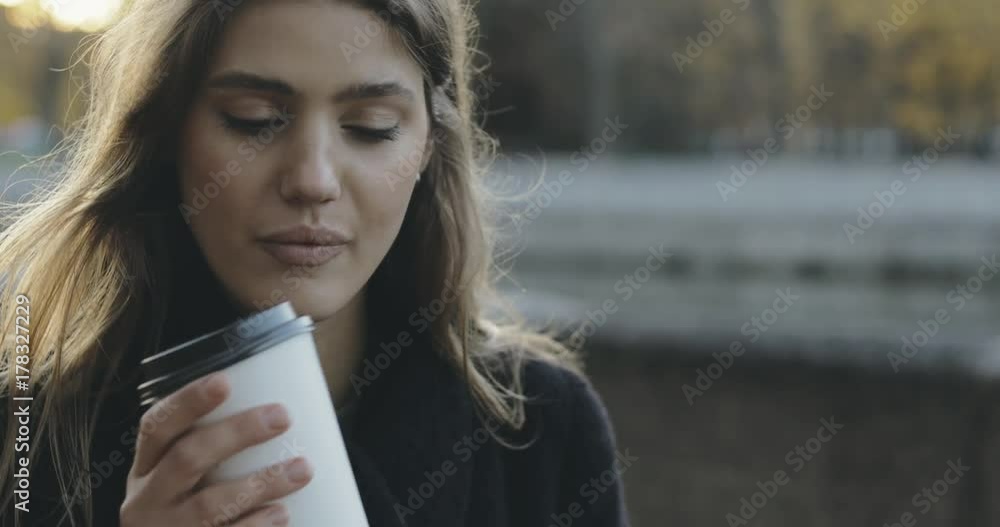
[208,1,422,91]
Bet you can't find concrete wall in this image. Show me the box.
[585,346,997,527]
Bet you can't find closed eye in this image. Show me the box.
[344,125,401,143]
[219,113,270,135]
[220,113,401,144]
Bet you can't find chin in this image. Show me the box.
[281,280,362,321]
[226,265,364,321]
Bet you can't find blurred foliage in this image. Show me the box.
[478,0,998,153]
[0,0,996,153]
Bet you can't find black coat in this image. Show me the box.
[4,339,631,526]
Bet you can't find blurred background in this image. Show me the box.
[1,0,998,525]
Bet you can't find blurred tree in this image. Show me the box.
[0,0,996,155]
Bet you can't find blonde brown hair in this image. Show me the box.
[0,0,577,524]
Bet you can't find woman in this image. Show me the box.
[0,0,630,525]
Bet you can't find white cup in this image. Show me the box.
[138,301,368,525]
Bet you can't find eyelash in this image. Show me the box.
[343,125,402,143]
[219,114,401,143]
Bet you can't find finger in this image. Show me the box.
[184,457,312,525]
[132,372,231,477]
[146,402,292,503]
[230,504,290,527]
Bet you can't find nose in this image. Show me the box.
[279,131,342,205]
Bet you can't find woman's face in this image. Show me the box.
[178,1,432,320]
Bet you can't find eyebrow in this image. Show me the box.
[206,71,416,103]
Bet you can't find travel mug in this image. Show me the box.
[137,301,368,525]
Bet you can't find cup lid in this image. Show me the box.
[137,301,313,405]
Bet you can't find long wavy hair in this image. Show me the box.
[0,0,577,524]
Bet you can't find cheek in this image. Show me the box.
[178,113,259,253]
[352,169,414,242]
[352,141,423,232]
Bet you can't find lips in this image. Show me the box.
[259,241,345,267]
[257,225,351,267]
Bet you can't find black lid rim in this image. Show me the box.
[137,315,314,407]
[140,303,296,378]
[140,302,296,384]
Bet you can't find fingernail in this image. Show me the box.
[267,505,289,526]
[286,457,312,484]
[262,405,290,430]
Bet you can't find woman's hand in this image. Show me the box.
[120,373,313,526]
